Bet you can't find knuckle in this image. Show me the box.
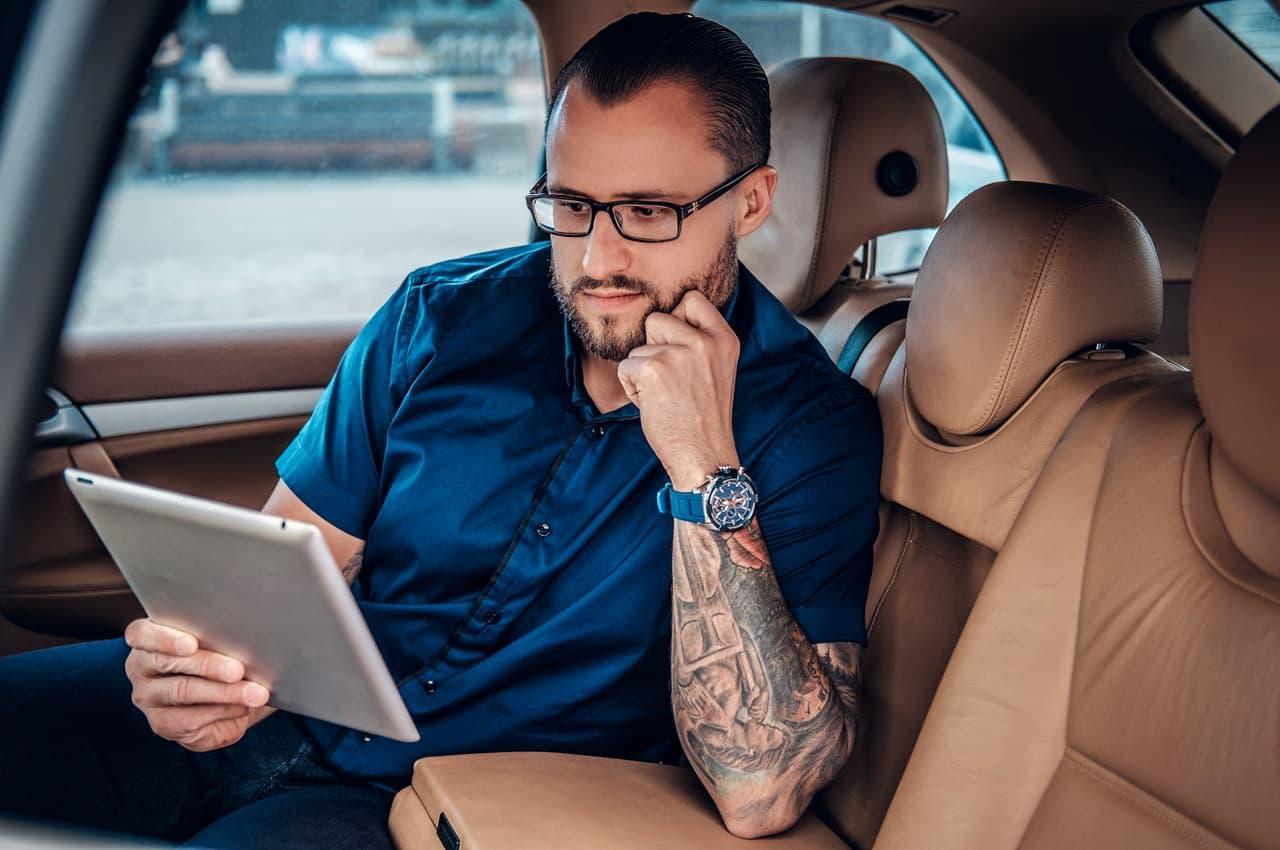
[207,653,238,681]
[156,653,181,675]
[172,676,191,705]
[176,726,206,750]
[197,653,218,680]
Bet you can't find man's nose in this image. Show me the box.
[582,209,631,280]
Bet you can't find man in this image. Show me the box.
[0,12,879,846]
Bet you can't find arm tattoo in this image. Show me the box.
[671,517,861,829]
[341,549,364,585]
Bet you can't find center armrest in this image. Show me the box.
[388,751,849,849]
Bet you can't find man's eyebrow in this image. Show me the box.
[546,183,684,202]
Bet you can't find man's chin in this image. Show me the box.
[577,319,645,362]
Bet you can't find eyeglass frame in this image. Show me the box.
[524,161,767,244]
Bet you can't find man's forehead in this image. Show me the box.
[545,79,725,200]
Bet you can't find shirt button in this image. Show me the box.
[361,734,373,743]
[590,424,606,438]
[483,609,502,625]
[535,521,552,538]
[422,679,437,694]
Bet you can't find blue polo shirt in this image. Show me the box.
[274,242,880,790]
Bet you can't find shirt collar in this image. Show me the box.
[561,265,749,419]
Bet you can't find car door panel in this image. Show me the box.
[0,322,357,656]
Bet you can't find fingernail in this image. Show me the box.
[245,685,269,706]
[177,637,197,654]
[221,660,240,680]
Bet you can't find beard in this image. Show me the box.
[550,230,739,362]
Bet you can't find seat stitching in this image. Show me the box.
[867,510,915,636]
[964,199,1094,434]
[1181,421,1280,605]
[800,70,849,311]
[961,203,1065,432]
[1062,748,1242,850]
[987,200,1108,432]
[900,357,1084,456]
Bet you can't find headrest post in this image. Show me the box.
[862,239,877,280]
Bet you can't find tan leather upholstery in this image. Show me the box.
[876,105,1280,850]
[55,319,359,404]
[741,58,947,315]
[798,278,912,395]
[908,181,1162,436]
[1190,106,1280,577]
[388,752,849,850]
[738,57,947,390]
[881,346,1172,552]
[817,182,1175,849]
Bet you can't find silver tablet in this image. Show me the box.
[63,468,419,743]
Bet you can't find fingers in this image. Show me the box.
[643,310,702,346]
[672,289,733,337]
[134,673,269,709]
[133,648,246,683]
[124,618,197,657]
[147,702,251,742]
[616,354,645,401]
[644,293,736,350]
[178,717,252,753]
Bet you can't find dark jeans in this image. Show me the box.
[0,637,397,849]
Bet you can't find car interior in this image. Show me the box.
[1,0,1277,848]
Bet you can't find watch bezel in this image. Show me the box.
[700,466,757,531]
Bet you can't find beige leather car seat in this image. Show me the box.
[739,57,948,393]
[818,181,1175,849]
[874,104,1280,850]
[385,179,1177,850]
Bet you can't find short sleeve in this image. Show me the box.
[753,386,881,646]
[274,274,415,538]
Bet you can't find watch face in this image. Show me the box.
[707,475,757,531]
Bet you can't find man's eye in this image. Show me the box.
[627,206,659,218]
[560,201,589,216]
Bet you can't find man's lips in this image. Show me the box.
[580,289,645,308]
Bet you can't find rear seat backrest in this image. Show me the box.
[740,57,948,392]
[819,181,1173,849]
[875,105,1280,850]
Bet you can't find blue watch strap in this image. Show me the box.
[656,482,705,524]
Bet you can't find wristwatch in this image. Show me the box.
[656,466,758,531]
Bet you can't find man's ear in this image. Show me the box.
[735,165,777,239]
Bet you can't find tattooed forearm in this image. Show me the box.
[670,518,861,837]
[341,549,364,585]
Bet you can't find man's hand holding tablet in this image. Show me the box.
[123,617,273,752]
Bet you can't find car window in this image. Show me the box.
[66,0,544,331]
[1204,0,1280,77]
[694,0,1006,274]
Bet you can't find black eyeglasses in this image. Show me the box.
[525,162,765,243]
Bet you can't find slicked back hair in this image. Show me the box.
[546,12,770,176]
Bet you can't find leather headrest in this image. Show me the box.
[907,181,1162,436]
[1190,104,1280,501]
[740,57,948,314]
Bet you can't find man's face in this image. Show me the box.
[544,80,752,362]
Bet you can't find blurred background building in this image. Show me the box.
[69,0,1004,330]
